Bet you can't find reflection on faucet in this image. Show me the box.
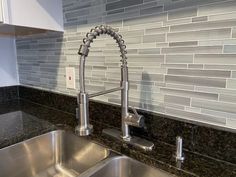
[174,136,185,169]
[75,25,154,151]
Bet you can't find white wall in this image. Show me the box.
[0,36,18,87]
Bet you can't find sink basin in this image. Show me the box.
[85,156,175,177]
[0,130,110,177]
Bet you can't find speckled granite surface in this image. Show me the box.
[19,86,236,164]
[0,86,18,103]
[0,100,57,149]
[0,110,56,149]
[0,99,235,177]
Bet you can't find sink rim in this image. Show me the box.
[0,129,111,153]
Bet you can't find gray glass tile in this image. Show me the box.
[168,29,231,42]
[125,1,157,12]
[168,7,197,20]
[188,64,203,69]
[192,16,208,23]
[198,0,236,16]
[196,86,236,95]
[233,28,236,38]
[169,41,198,47]
[104,10,140,22]
[220,94,236,103]
[138,48,160,54]
[167,69,231,78]
[170,19,236,32]
[192,98,236,114]
[166,54,193,63]
[164,95,190,106]
[227,79,236,89]
[165,75,226,88]
[128,55,164,63]
[121,29,144,37]
[164,0,223,11]
[140,6,163,15]
[123,12,167,26]
[232,71,236,78]
[107,8,124,15]
[162,46,222,54]
[161,88,218,100]
[224,45,236,53]
[209,12,236,21]
[195,54,236,64]
[106,0,143,11]
[143,34,166,43]
[145,26,169,34]
[166,108,226,125]
[227,118,236,128]
[201,109,236,120]
[164,18,192,26]
[161,64,187,68]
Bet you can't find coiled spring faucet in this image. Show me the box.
[76,25,154,151]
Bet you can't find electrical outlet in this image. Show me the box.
[66,67,76,89]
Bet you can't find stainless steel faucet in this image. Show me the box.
[75,25,154,151]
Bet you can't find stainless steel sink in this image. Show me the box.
[0,130,110,177]
[0,130,175,177]
[82,156,175,177]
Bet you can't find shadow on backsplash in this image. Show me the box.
[140,72,153,111]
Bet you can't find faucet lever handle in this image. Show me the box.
[125,107,145,128]
[131,107,140,118]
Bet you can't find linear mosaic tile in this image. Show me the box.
[167,69,231,78]
[165,54,193,63]
[192,98,236,114]
[170,19,236,32]
[192,16,208,22]
[165,75,226,88]
[168,7,197,20]
[198,0,236,16]
[167,28,231,42]
[16,0,236,130]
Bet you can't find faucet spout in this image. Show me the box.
[75,25,154,150]
[75,25,152,152]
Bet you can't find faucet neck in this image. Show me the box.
[78,25,127,65]
[79,55,86,93]
[78,25,128,94]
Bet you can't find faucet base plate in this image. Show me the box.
[75,124,93,136]
[102,128,154,152]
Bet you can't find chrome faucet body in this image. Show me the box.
[75,25,143,140]
[175,136,185,162]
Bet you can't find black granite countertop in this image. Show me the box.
[0,99,76,149]
[0,99,235,177]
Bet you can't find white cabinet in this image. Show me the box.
[0,0,3,23]
[0,0,64,35]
